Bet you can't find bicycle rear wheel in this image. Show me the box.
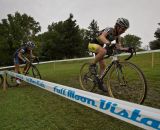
[107,61,147,104]
[32,66,41,79]
[79,63,97,92]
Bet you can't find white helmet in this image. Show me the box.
[25,41,35,48]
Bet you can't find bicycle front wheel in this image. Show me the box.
[32,66,41,79]
[79,63,97,92]
[107,61,147,104]
[6,72,19,87]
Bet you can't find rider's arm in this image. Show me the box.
[18,50,30,63]
[29,50,35,59]
[97,31,111,45]
[116,37,128,51]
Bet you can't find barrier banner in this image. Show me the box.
[7,71,160,130]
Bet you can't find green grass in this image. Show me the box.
[0,52,160,130]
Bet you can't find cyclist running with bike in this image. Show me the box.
[13,41,36,84]
[88,18,133,91]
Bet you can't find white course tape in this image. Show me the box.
[1,49,160,70]
[0,71,4,75]
[6,71,160,130]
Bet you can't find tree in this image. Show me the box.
[154,28,160,40]
[78,20,99,56]
[86,19,99,41]
[0,12,41,65]
[79,28,90,53]
[149,40,160,50]
[39,14,86,60]
[122,34,142,50]
[149,23,160,50]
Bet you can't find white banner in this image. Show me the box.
[6,71,160,130]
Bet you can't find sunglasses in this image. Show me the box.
[120,26,127,31]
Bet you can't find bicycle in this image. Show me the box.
[79,45,147,104]
[6,57,42,87]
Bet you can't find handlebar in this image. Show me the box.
[34,57,40,63]
[27,57,39,65]
[104,44,136,61]
[124,48,136,61]
[32,57,40,63]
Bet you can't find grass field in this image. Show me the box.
[0,52,160,130]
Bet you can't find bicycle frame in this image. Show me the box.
[23,62,33,75]
[99,55,119,80]
[23,58,38,75]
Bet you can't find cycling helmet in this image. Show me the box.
[116,18,130,29]
[25,41,35,48]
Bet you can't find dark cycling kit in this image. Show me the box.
[88,27,120,52]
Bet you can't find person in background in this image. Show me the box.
[13,41,36,84]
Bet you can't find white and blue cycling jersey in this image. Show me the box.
[13,46,30,64]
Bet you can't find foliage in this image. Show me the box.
[79,20,99,56]
[154,28,160,40]
[39,14,87,60]
[0,11,159,65]
[86,19,99,41]
[149,40,160,50]
[122,34,142,50]
[149,23,160,50]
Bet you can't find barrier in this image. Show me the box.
[0,49,160,70]
[0,71,4,75]
[6,71,160,130]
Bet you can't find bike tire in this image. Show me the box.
[6,72,19,87]
[32,65,42,79]
[107,61,147,104]
[79,62,97,92]
[0,75,4,87]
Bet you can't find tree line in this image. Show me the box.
[0,12,159,66]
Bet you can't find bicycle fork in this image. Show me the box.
[115,63,127,86]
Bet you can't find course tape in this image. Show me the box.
[6,71,160,130]
[0,71,4,75]
[0,49,160,70]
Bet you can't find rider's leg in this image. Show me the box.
[92,47,106,64]
[15,64,20,74]
[88,44,108,92]
[14,58,21,84]
[99,59,106,76]
[23,63,29,74]
[88,43,106,74]
[14,57,21,74]
[98,59,108,92]
[88,43,106,64]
